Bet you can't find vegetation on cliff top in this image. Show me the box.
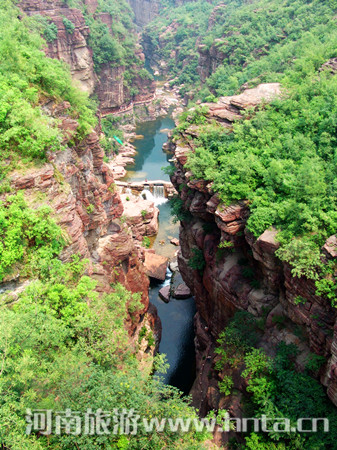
[0,1,96,181]
[0,2,208,448]
[145,0,337,99]
[180,55,337,293]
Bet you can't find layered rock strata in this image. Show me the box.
[170,84,337,416]
[3,100,159,352]
[19,0,156,112]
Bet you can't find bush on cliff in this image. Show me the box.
[215,312,337,448]
[0,193,65,282]
[182,58,337,299]
[0,2,96,181]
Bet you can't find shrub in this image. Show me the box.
[188,248,206,273]
[141,209,148,219]
[43,21,58,42]
[0,193,65,282]
[142,236,151,248]
[62,17,75,34]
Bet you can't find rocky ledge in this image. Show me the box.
[3,99,160,362]
[170,84,337,425]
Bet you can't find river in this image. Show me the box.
[123,116,196,394]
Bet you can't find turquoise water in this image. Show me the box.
[124,116,175,183]
[125,116,196,394]
[150,277,196,393]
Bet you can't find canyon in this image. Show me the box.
[4,0,337,447]
[20,0,156,114]
[170,80,337,442]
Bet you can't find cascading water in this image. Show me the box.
[140,185,168,207]
[153,185,165,199]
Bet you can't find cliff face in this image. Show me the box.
[19,0,155,113]
[20,0,97,94]
[127,0,160,27]
[196,3,228,84]
[97,46,156,115]
[127,0,192,27]
[171,85,337,416]
[5,100,158,345]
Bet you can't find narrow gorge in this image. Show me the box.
[2,0,337,448]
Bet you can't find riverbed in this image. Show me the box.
[123,116,196,394]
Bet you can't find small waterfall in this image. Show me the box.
[141,185,167,206]
[125,187,132,195]
[153,185,165,199]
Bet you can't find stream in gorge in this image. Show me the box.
[123,116,196,394]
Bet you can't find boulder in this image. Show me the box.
[170,238,180,246]
[107,164,126,180]
[159,285,170,303]
[121,194,159,237]
[169,259,179,272]
[173,283,191,300]
[323,235,337,259]
[144,252,168,281]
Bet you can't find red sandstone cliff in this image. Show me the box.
[170,84,337,430]
[3,99,159,350]
[19,0,155,113]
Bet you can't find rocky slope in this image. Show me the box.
[3,99,160,357]
[170,84,337,427]
[19,0,156,113]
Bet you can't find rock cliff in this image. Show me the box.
[19,0,155,113]
[170,84,337,419]
[4,99,159,352]
[127,0,160,27]
[20,0,97,94]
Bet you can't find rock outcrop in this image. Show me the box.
[127,0,160,27]
[19,0,156,112]
[144,251,168,281]
[170,84,337,414]
[4,100,155,342]
[20,0,96,94]
[120,193,159,240]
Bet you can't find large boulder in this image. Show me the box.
[121,194,159,238]
[159,285,170,303]
[173,283,192,300]
[144,251,168,281]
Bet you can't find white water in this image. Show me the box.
[140,185,168,207]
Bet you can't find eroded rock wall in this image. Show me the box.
[4,100,158,346]
[20,0,97,94]
[170,85,337,415]
[127,0,160,27]
[19,0,156,112]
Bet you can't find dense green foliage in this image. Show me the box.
[145,0,337,99]
[0,2,208,448]
[144,1,215,94]
[100,115,124,158]
[83,0,145,72]
[0,252,208,448]
[215,312,337,448]
[179,46,337,298]
[0,2,96,182]
[0,193,65,282]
